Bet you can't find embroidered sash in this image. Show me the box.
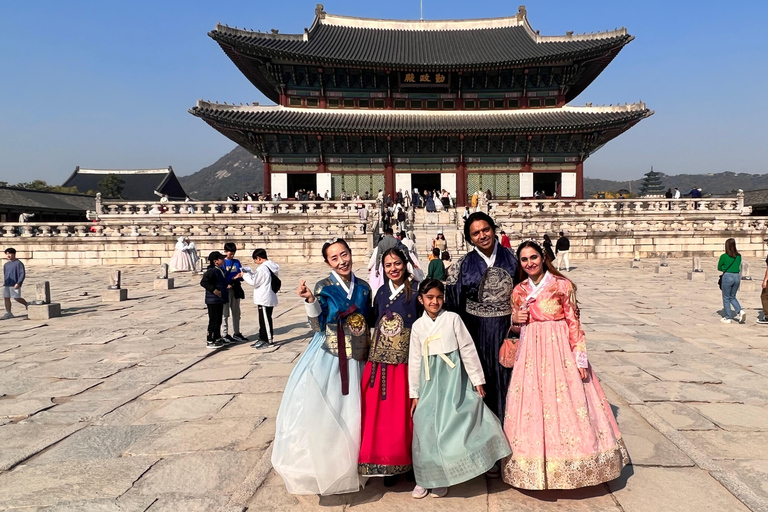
[337,305,358,395]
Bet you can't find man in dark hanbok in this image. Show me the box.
[446,212,518,422]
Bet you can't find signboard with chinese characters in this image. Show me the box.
[399,72,450,87]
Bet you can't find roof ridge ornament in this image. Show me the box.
[315,4,326,19]
[517,5,527,21]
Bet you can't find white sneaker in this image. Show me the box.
[430,487,448,498]
[0,312,13,320]
[738,311,746,324]
[720,317,732,324]
[412,485,428,499]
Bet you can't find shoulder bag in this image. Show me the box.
[499,325,519,368]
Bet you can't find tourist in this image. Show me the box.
[2,248,27,319]
[385,194,393,207]
[719,238,744,323]
[433,190,444,212]
[499,230,511,249]
[404,189,411,209]
[367,228,398,294]
[169,237,194,272]
[396,188,404,205]
[359,247,417,485]
[199,251,230,349]
[185,196,195,214]
[426,248,446,280]
[324,190,330,200]
[441,189,450,210]
[674,187,681,199]
[243,248,280,348]
[445,212,518,453]
[184,237,199,269]
[441,251,452,273]
[555,231,571,271]
[760,255,768,324]
[432,231,447,256]
[221,243,248,343]
[409,279,511,499]
[358,204,369,234]
[665,188,673,199]
[502,239,628,489]
[542,234,556,262]
[425,193,436,212]
[272,239,372,495]
[462,206,471,223]
[471,191,479,211]
[412,188,421,208]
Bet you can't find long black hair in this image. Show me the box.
[515,240,571,287]
[463,211,498,246]
[381,247,414,302]
[321,238,352,262]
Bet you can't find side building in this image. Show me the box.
[191,5,652,205]
[63,167,188,200]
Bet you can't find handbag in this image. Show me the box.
[718,257,737,290]
[499,326,519,369]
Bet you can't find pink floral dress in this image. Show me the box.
[502,272,628,489]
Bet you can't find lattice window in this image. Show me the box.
[468,172,521,200]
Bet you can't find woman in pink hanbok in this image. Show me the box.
[502,240,628,490]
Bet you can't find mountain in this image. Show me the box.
[584,171,768,196]
[179,146,263,200]
[179,146,767,199]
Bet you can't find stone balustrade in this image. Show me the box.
[488,197,747,217]
[96,199,377,219]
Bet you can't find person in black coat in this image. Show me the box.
[200,251,236,348]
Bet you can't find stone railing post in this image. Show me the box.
[95,192,103,215]
[737,189,745,211]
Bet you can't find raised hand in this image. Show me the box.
[297,280,315,303]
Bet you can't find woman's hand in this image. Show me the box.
[297,280,315,303]
[410,398,419,417]
[213,290,222,297]
[579,368,588,381]
[475,385,486,398]
[512,308,529,324]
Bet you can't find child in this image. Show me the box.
[243,248,280,348]
[222,243,247,343]
[199,251,231,349]
[2,248,27,319]
[426,248,446,280]
[409,279,511,498]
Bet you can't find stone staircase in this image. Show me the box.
[408,208,465,260]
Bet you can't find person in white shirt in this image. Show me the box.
[243,248,280,348]
[673,188,681,199]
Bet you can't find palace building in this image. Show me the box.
[191,5,652,206]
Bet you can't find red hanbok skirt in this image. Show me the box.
[358,361,413,476]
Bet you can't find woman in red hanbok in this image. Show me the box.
[359,247,418,483]
[502,240,628,490]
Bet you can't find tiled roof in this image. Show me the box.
[210,8,632,69]
[190,102,653,135]
[62,167,188,201]
[744,189,768,207]
[0,187,94,212]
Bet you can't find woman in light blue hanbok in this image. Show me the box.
[271,239,372,495]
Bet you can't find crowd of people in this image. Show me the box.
[269,212,629,500]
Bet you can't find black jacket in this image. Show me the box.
[556,236,570,252]
[200,266,229,304]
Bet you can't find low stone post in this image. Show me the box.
[741,261,756,291]
[655,253,671,274]
[630,251,641,269]
[28,281,62,320]
[154,263,174,290]
[688,255,705,281]
[103,270,128,302]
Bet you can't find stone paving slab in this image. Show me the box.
[1,259,767,511]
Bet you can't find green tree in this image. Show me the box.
[98,174,125,198]
[16,180,52,191]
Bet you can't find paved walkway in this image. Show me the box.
[0,257,766,511]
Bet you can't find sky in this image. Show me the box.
[1,0,767,184]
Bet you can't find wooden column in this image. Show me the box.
[576,161,584,199]
[384,162,395,200]
[263,160,272,196]
[456,161,468,207]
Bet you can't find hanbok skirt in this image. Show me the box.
[359,362,413,476]
[271,332,365,495]
[463,314,513,421]
[502,319,629,490]
[169,249,193,272]
[412,350,511,488]
[425,197,436,212]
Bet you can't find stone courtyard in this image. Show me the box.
[1,257,767,511]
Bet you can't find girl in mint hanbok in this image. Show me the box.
[271,239,372,495]
[408,279,511,499]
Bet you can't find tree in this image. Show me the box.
[98,174,125,198]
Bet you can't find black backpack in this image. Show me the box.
[268,269,281,293]
[397,209,405,221]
